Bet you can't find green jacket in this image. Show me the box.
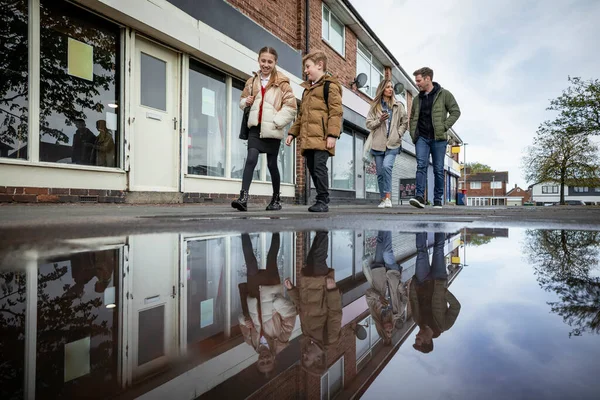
[409,85,461,143]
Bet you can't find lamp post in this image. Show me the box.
[492,175,495,206]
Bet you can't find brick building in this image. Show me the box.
[460,171,508,206]
[0,0,462,205]
[506,184,531,206]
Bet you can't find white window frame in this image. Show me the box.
[470,181,481,189]
[490,181,502,189]
[322,4,345,56]
[356,41,384,99]
[321,356,344,400]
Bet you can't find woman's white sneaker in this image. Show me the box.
[385,198,392,208]
[378,200,387,208]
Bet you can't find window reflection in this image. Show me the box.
[267,125,294,184]
[39,0,120,167]
[230,80,260,180]
[332,132,354,190]
[188,61,227,176]
[0,0,28,159]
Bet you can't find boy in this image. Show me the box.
[286,51,343,212]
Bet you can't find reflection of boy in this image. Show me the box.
[237,233,297,375]
[284,231,342,375]
[94,119,116,167]
[72,119,96,165]
[411,232,461,353]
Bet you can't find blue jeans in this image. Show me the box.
[372,147,399,198]
[415,137,447,203]
[415,232,447,284]
[374,230,401,271]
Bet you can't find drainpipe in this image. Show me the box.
[303,0,310,204]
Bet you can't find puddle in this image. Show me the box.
[1,228,599,399]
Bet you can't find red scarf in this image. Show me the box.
[258,85,266,124]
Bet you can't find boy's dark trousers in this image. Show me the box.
[305,150,330,204]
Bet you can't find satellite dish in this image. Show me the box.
[354,73,368,89]
[354,325,368,340]
[394,82,405,95]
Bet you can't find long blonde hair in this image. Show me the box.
[369,79,395,114]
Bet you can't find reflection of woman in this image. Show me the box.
[365,80,408,208]
[232,47,297,212]
[72,119,96,165]
[284,231,342,375]
[411,232,461,353]
[238,233,297,375]
[94,119,115,167]
[364,231,407,345]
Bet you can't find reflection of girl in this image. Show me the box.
[364,231,408,345]
[365,80,408,208]
[237,233,297,375]
[232,47,297,212]
[94,119,115,167]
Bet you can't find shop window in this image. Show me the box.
[230,80,260,180]
[188,61,227,177]
[0,0,28,159]
[39,0,120,167]
[332,132,354,190]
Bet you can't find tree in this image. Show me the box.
[522,122,600,204]
[548,76,600,137]
[524,229,600,337]
[465,162,494,173]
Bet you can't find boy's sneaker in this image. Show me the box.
[385,198,393,208]
[308,200,329,212]
[378,200,387,208]
[409,196,425,209]
[433,201,443,209]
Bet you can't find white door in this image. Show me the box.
[355,135,365,199]
[128,234,180,382]
[132,37,180,191]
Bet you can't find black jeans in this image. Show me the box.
[242,232,281,298]
[305,150,329,203]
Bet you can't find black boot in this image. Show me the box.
[265,193,282,211]
[231,190,249,211]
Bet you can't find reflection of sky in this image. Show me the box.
[365,228,600,400]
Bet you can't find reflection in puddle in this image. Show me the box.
[1,228,599,399]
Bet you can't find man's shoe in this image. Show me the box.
[265,193,282,211]
[378,199,386,208]
[409,196,425,209]
[231,190,248,211]
[385,198,393,208]
[433,201,443,209]
[308,201,329,212]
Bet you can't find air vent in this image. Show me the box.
[79,195,98,203]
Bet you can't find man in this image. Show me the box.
[408,67,461,209]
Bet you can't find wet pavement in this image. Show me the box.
[1,206,600,399]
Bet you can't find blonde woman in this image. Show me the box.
[232,46,297,212]
[365,80,408,208]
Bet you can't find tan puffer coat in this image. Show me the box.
[240,70,297,140]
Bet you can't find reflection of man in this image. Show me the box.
[238,233,297,376]
[284,231,342,375]
[364,231,408,345]
[72,119,96,165]
[411,232,461,353]
[94,119,115,167]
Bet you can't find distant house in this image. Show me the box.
[459,171,509,206]
[530,182,600,205]
[506,184,532,206]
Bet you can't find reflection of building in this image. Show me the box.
[1,229,465,399]
[1,0,461,205]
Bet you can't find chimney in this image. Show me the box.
[514,184,517,188]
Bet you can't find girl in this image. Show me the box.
[365,80,408,208]
[232,47,297,211]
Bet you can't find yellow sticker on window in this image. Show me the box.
[68,38,93,81]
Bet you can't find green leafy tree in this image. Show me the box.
[522,122,600,204]
[548,76,600,137]
[465,162,494,173]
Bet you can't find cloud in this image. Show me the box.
[349,0,600,186]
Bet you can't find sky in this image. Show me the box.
[350,0,600,188]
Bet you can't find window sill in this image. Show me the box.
[0,158,125,173]
[321,38,345,60]
[184,174,295,186]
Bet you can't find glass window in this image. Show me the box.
[491,181,502,189]
[321,357,344,400]
[357,42,384,98]
[542,186,548,194]
[365,159,378,193]
[39,0,120,167]
[470,181,481,189]
[0,0,28,159]
[552,186,559,194]
[331,230,354,281]
[332,132,354,190]
[138,306,165,365]
[322,4,345,56]
[230,80,260,180]
[140,53,166,111]
[188,61,227,176]
[267,125,294,184]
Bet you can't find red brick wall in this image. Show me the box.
[225,0,303,50]
[465,181,507,197]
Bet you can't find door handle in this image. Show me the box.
[173,117,177,130]
[357,174,362,178]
